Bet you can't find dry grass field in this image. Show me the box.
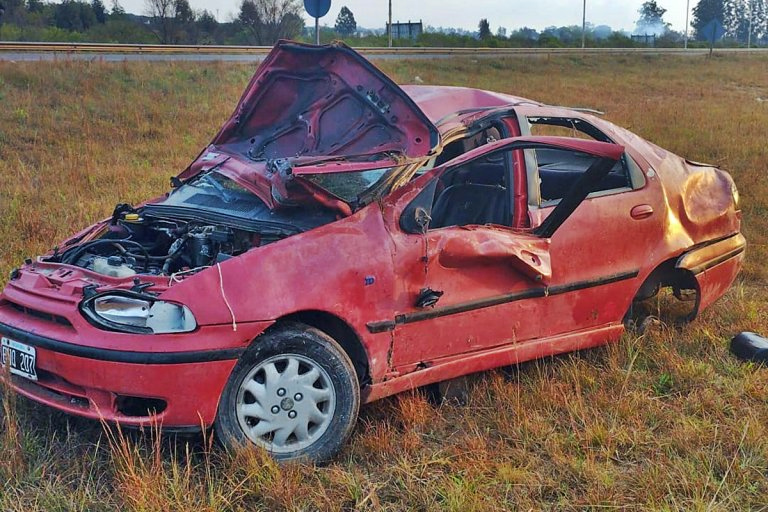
[1,53,768,510]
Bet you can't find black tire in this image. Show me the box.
[215,322,360,463]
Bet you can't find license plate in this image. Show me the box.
[1,337,38,381]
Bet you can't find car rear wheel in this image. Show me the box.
[215,323,360,463]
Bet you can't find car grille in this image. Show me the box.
[11,372,90,410]
[6,301,72,327]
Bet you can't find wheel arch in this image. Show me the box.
[628,256,701,323]
[267,310,371,387]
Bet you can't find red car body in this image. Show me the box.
[0,42,744,459]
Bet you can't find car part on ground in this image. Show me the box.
[731,332,768,362]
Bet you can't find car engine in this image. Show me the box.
[48,208,260,277]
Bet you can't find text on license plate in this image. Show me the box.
[1,337,38,381]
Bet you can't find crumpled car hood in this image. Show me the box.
[207,40,439,163]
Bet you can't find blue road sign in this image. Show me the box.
[304,0,331,18]
[702,19,725,44]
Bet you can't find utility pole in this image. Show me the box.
[581,0,586,49]
[388,0,392,48]
[684,0,690,49]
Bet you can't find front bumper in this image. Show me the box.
[0,300,272,428]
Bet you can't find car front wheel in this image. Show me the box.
[215,323,360,463]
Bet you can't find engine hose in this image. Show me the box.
[63,239,151,271]
[119,249,169,261]
[161,246,184,275]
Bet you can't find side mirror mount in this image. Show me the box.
[399,179,438,234]
[414,207,431,233]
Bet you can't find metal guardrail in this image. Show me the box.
[0,42,766,56]
[0,42,273,54]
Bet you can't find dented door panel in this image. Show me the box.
[389,227,552,367]
[380,135,626,370]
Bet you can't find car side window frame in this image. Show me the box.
[400,146,517,234]
[523,116,646,207]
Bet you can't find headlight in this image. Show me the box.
[81,293,197,334]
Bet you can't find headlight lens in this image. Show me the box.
[83,294,196,334]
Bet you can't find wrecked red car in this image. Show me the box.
[0,41,744,462]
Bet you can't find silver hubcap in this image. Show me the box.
[236,354,336,453]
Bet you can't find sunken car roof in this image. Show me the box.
[401,85,537,124]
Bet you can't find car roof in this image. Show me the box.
[401,85,538,125]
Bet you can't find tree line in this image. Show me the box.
[0,0,764,46]
[693,0,767,43]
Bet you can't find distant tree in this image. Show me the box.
[238,0,260,40]
[110,0,125,17]
[496,26,506,38]
[605,30,634,47]
[723,0,744,40]
[197,8,217,40]
[538,31,563,47]
[478,18,491,39]
[722,0,765,41]
[334,5,356,36]
[27,0,44,13]
[542,24,584,45]
[174,0,193,24]
[238,0,303,45]
[510,26,538,41]
[91,0,107,23]
[54,0,97,31]
[88,16,156,41]
[282,10,303,37]
[1,0,25,24]
[638,1,667,25]
[145,0,176,42]
[593,24,613,39]
[174,0,197,41]
[692,0,725,39]
[656,28,685,46]
[751,0,768,42]
[635,1,670,34]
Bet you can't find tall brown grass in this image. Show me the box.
[1,53,767,510]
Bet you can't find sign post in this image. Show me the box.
[304,0,331,45]
[701,19,725,57]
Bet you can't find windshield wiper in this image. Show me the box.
[187,173,239,203]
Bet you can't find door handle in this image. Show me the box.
[630,204,654,220]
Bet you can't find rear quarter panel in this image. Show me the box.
[594,118,740,251]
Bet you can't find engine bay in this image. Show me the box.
[42,170,339,278]
[46,207,261,277]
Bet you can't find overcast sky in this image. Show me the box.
[121,0,695,34]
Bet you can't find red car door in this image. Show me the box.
[523,118,667,337]
[374,136,625,371]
